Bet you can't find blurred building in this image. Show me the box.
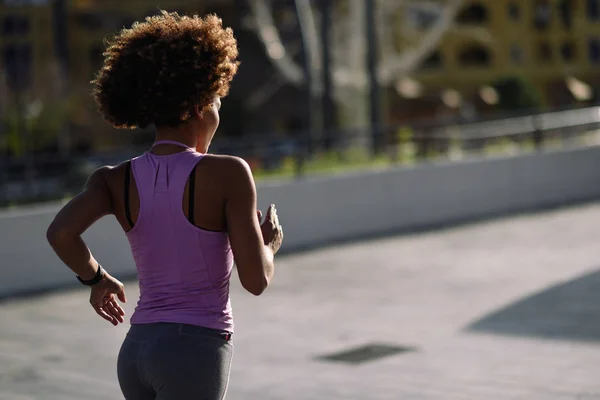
[8,1,599,154]
[1,0,298,154]
[0,0,72,158]
[0,1,59,100]
[391,0,600,123]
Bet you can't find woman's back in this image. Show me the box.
[121,141,234,331]
[101,141,279,300]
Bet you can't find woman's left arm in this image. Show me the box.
[47,167,127,326]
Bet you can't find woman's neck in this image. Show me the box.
[154,121,198,148]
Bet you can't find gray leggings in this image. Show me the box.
[117,323,234,400]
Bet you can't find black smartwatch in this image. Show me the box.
[77,265,105,286]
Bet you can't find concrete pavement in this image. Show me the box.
[2,203,600,399]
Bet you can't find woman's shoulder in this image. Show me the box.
[198,154,255,189]
[200,154,252,175]
[87,160,131,190]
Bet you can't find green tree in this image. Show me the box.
[1,103,24,157]
[1,98,70,157]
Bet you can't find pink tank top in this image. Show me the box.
[125,140,234,332]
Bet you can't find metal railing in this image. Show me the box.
[2,106,600,207]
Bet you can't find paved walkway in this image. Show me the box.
[2,203,600,399]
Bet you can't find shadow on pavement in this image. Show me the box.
[466,268,600,343]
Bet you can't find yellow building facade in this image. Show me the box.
[0,0,236,151]
[0,2,60,100]
[396,0,600,112]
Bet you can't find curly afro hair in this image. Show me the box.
[91,11,239,129]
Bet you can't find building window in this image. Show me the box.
[589,38,600,63]
[587,0,600,20]
[508,3,520,20]
[534,0,552,30]
[458,45,491,67]
[558,0,573,29]
[2,43,32,90]
[2,15,30,36]
[456,3,488,25]
[536,42,553,63]
[511,44,523,64]
[422,50,443,69]
[561,41,576,61]
[406,5,441,30]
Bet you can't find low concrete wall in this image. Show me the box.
[2,146,600,298]
[259,147,600,250]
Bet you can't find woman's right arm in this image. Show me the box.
[224,157,283,296]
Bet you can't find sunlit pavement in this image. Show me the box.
[2,203,600,399]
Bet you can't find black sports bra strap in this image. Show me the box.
[124,160,134,228]
[188,165,197,225]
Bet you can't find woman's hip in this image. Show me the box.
[118,322,234,397]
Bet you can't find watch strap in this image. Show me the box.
[77,265,104,286]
